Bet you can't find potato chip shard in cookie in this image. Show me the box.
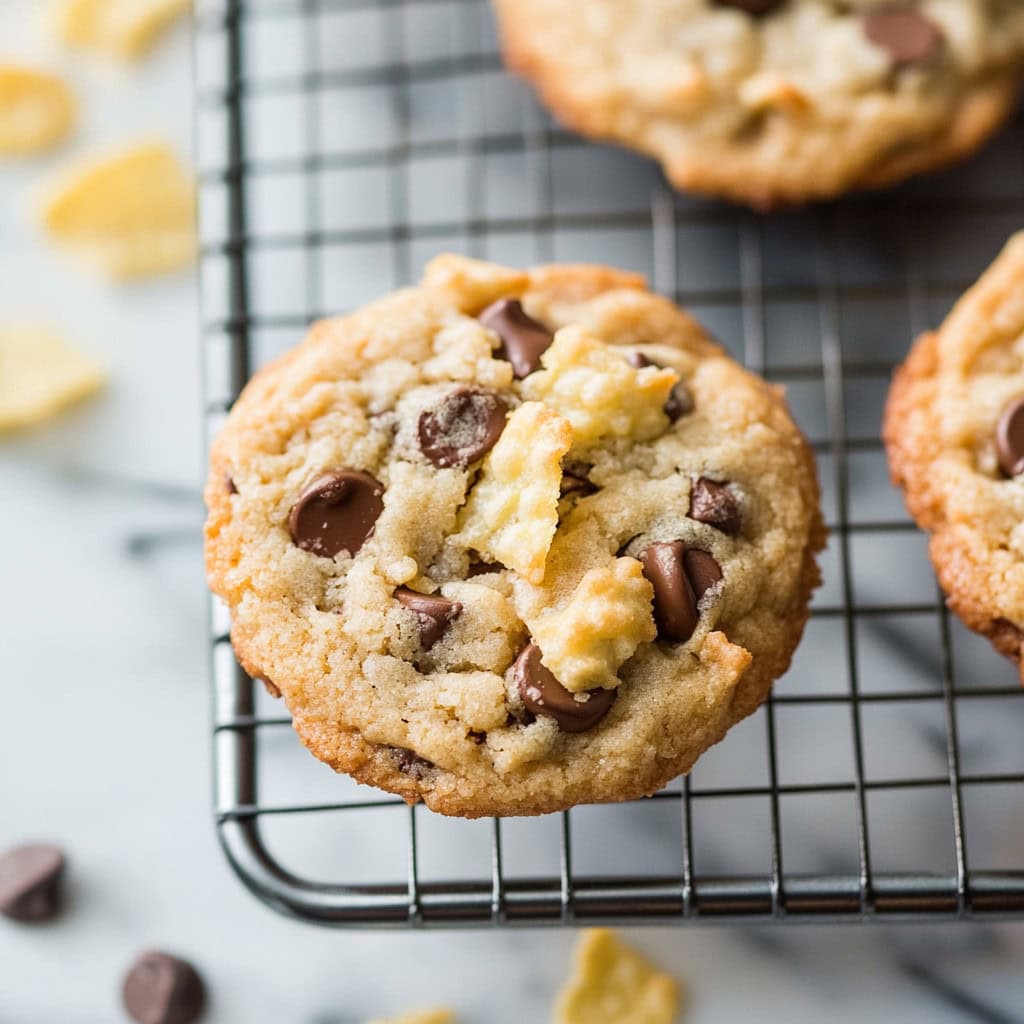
[0,65,76,155]
[523,326,678,447]
[528,558,656,692]
[57,0,191,59]
[554,929,681,1024]
[367,1009,455,1024]
[0,324,104,431]
[40,141,196,279]
[456,401,572,583]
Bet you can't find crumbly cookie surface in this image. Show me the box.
[886,233,1024,680]
[205,256,823,817]
[492,0,1024,207]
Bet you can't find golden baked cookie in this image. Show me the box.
[205,256,823,817]
[492,0,1024,208]
[886,232,1024,680]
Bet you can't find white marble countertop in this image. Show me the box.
[4,4,1024,1022]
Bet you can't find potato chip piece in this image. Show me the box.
[367,1009,455,1024]
[523,326,678,447]
[456,401,572,584]
[40,141,196,279]
[0,324,104,431]
[57,0,191,59]
[528,558,656,692]
[0,65,75,155]
[554,929,681,1024]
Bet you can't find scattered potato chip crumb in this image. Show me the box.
[57,0,191,59]
[367,1009,456,1024]
[0,65,75,155]
[554,929,681,1024]
[0,324,104,431]
[40,141,196,279]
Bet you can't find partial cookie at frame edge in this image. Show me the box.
[885,231,1024,679]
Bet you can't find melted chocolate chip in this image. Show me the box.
[394,587,462,649]
[626,351,693,421]
[0,843,65,922]
[863,7,943,66]
[560,472,597,499]
[468,558,503,577]
[288,471,384,558]
[711,0,785,14]
[418,386,509,468]
[996,395,1024,478]
[684,548,723,602]
[640,541,698,643]
[479,298,554,378]
[513,643,615,733]
[393,747,435,779]
[688,477,741,535]
[468,729,487,745]
[122,951,205,1024]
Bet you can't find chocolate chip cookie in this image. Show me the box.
[205,256,824,816]
[492,0,1024,207]
[886,232,1024,680]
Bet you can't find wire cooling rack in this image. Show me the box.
[195,0,1024,926]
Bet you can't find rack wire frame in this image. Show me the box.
[197,0,1024,926]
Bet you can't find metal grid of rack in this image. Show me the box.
[196,0,1024,926]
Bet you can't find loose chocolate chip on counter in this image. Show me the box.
[418,386,509,468]
[394,587,463,649]
[122,951,205,1024]
[479,298,554,378]
[688,477,742,535]
[684,548,723,601]
[640,541,699,643]
[288,470,384,558]
[513,643,616,733]
[393,747,435,779]
[625,351,693,421]
[863,7,943,66]
[996,395,1024,478]
[0,843,65,922]
[711,0,785,14]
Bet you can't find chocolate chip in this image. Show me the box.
[513,643,615,733]
[393,747,435,779]
[688,477,741,535]
[418,386,508,468]
[122,951,205,1024]
[288,471,384,558]
[625,351,693,421]
[560,472,597,499]
[224,474,237,495]
[468,729,487,744]
[863,7,943,66]
[684,548,723,602]
[711,0,785,14]
[996,396,1024,477]
[468,557,503,577]
[664,381,695,422]
[640,541,699,643]
[394,587,462,649]
[0,844,65,922]
[479,298,554,378]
